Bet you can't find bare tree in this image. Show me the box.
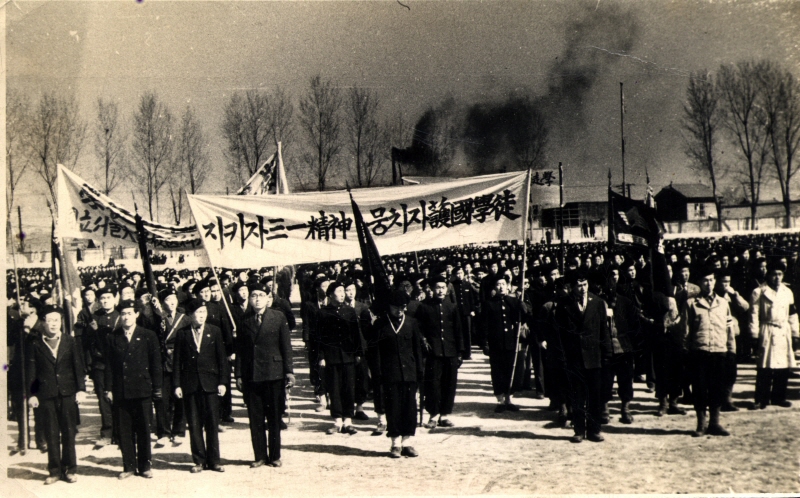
[299,75,343,191]
[682,70,724,228]
[759,62,800,229]
[347,86,388,187]
[168,105,210,224]
[94,98,127,195]
[6,90,32,219]
[221,90,272,187]
[510,98,549,170]
[25,92,87,211]
[717,61,771,229]
[131,92,174,221]
[271,86,295,150]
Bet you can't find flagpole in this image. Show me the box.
[558,162,565,275]
[608,169,614,253]
[9,216,29,453]
[508,167,533,396]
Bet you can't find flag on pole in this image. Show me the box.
[609,190,664,248]
[276,142,290,195]
[51,222,81,335]
[644,166,656,209]
[236,150,288,196]
[349,191,392,316]
[134,207,160,299]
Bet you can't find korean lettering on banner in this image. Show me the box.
[199,189,522,251]
[71,184,202,250]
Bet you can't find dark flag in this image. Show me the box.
[349,192,392,316]
[608,189,664,248]
[51,222,81,336]
[134,208,160,298]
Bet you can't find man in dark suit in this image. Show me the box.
[418,275,464,429]
[85,285,119,446]
[318,281,365,435]
[26,305,85,484]
[264,276,296,331]
[302,277,329,411]
[478,274,531,413]
[173,299,228,473]
[375,290,425,458]
[555,270,613,443]
[104,299,163,479]
[344,279,374,422]
[235,282,295,468]
[452,266,477,359]
[156,288,188,447]
[196,278,235,425]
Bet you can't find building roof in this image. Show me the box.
[656,183,715,200]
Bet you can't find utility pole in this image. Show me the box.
[620,82,626,198]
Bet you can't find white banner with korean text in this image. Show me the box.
[187,171,532,268]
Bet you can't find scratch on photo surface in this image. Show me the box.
[589,46,691,77]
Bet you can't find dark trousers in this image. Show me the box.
[462,315,474,353]
[725,353,738,393]
[116,397,153,473]
[564,365,603,437]
[365,346,384,414]
[424,356,459,416]
[245,380,284,463]
[156,372,184,439]
[544,357,569,406]
[354,359,371,406]
[688,350,726,411]
[185,390,220,466]
[383,381,418,438]
[488,349,526,397]
[529,342,545,393]
[755,368,790,405]
[653,339,683,400]
[40,395,78,477]
[219,363,233,420]
[9,389,44,449]
[325,362,356,419]
[307,341,325,396]
[90,368,113,439]
[602,353,635,404]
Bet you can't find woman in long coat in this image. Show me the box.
[749,262,799,409]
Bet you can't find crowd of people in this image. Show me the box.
[6,231,799,484]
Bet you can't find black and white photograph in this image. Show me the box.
[3,0,799,496]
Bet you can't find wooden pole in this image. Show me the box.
[9,217,29,452]
[508,168,533,396]
[620,82,626,198]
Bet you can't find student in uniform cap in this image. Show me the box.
[26,305,85,484]
[105,299,163,479]
[86,285,120,447]
[173,299,228,473]
[157,287,188,446]
[235,281,294,468]
[374,290,425,458]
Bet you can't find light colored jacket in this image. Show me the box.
[750,284,799,369]
[683,294,735,354]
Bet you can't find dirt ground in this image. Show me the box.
[3,310,799,497]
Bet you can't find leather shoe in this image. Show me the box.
[221,416,235,424]
[749,401,768,410]
[341,425,358,435]
[401,446,419,457]
[437,418,455,428]
[389,447,402,459]
[721,403,740,412]
[706,424,730,437]
[773,400,792,408]
[280,420,288,430]
[587,433,605,443]
[270,460,282,468]
[250,460,267,469]
[326,426,341,435]
[190,465,203,474]
[140,470,153,479]
[315,404,326,413]
[62,473,77,484]
[570,434,584,443]
[44,476,60,485]
[372,423,387,435]
[599,413,610,425]
[667,405,687,415]
[354,411,370,421]
[620,412,634,424]
[494,404,507,413]
[504,403,520,412]
[118,471,135,480]
[423,419,437,429]
[208,464,225,472]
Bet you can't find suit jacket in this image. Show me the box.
[173,324,228,394]
[603,291,640,354]
[235,307,293,383]
[26,333,86,399]
[318,304,365,365]
[272,296,296,331]
[451,278,477,317]
[479,294,531,352]
[205,300,234,355]
[417,298,464,357]
[85,308,120,370]
[104,326,163,400]
[161,311,188,373]
[554,292,613,370]
[374,315,424,383]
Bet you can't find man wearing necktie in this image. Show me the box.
[26,305,85,485]
[156,287,188,447]
[173,299,228,473]
[235,282,295,468]
[104,299,163,479]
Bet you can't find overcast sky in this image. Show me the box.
[7,0,800,244]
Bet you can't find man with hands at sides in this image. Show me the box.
[173,299,228,473]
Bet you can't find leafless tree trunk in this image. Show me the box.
[6,90,32,220]
[131,92,174,221]
[221,90,272,187]
[682,70,724,229]
[178,105,210,195]
[299,75,343,191]
[717,61,771,230]
[271,86,295,150]
[347,86,388,187]
[758,62,800,229]
[94,98,128,195]
[25,92,87,211]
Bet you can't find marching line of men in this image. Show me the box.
[9,238,800,484]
